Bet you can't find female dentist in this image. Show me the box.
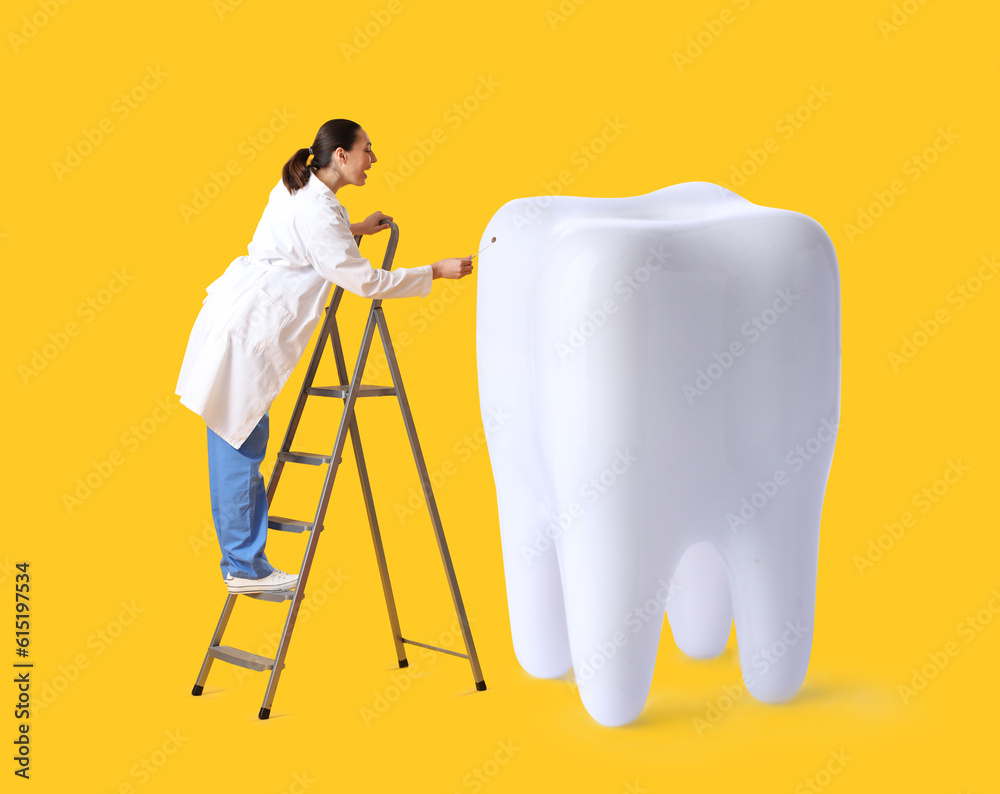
[175,118,473,595]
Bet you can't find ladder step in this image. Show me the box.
[208,645,277,672]
[307,384,396,398]
[268,515,314,533]
[277,450,334,466]
[245,589,295,602]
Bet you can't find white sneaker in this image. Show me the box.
[226,569,299,594]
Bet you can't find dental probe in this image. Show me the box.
[470,237,497,259]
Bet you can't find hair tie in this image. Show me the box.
[307,147,313,156]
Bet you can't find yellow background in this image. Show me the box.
[3,0,998,792]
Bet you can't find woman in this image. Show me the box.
[175,119,473,595]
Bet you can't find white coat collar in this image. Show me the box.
[306,172,336,202]
[305,172,349,221]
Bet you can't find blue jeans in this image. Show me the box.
[206,411,274,581]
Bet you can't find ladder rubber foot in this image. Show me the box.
[258,707,271,720]
[191,684,204,696]
[476,680,487,691]
[398,659,408,668]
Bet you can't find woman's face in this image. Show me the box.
[341,128,377,186]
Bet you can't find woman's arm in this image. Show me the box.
[306,215,433,300]
[349,212,472,278]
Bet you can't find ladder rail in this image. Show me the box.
[327,313,408,665]
[191,593,237,695]
[375,307,486,687]
[264,283,336,504]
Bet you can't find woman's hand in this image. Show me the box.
[431,256,474,279]
[351,211,393,236]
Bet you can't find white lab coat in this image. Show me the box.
[174,173,433,448]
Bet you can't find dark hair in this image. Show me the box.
[282,118,362,195]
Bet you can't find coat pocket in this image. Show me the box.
[226,283,293,354]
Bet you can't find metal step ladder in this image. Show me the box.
[191,220,486,719]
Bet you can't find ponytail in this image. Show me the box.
[281,148,312,194]
[281,119,362,195]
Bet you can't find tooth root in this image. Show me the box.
[497,485,571,677]
[666,541,733,659]
[722,495,821,703]
[561,491,667,727]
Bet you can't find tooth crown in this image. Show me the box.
[477,183,840,726]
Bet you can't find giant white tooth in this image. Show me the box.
[476,183,840,726]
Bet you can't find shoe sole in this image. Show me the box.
[227,580,298,593]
